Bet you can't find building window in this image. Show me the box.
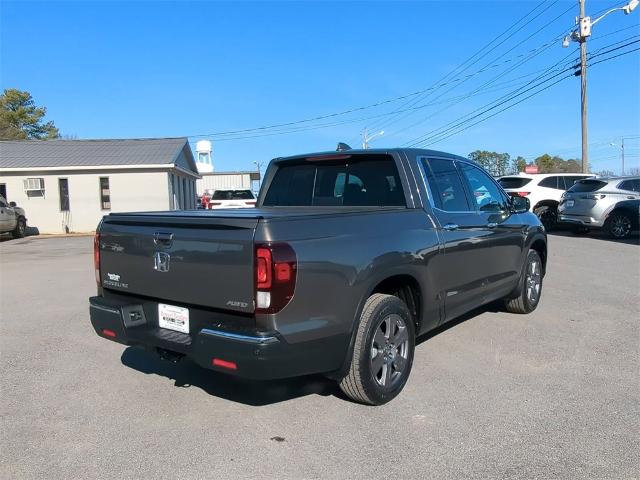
[58,178,70,211]
[99,177,111,210]
[23,177,45,197]
[0,184,6,200]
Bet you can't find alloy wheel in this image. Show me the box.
[610,215,631,238]
[525,258,542,304]
[370,314,409,388]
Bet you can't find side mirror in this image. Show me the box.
[510,195,530,213]
[9,201,17,207]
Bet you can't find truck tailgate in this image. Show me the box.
[99,213,258,313]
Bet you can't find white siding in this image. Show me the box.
[0,170,171,234]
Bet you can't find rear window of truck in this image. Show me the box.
[211,190,255,200]
[567,179,607,193]
[263,155,405,207]
[498,177,532,189]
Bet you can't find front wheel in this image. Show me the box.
[605,212,633,239]
[505,249,543,314]
[339,294,415,405]
[12,217,26,238]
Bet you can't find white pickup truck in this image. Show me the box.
[0,195,27,238]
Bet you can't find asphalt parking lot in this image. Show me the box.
[1,234,638,479]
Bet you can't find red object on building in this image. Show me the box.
[525,165,539,174]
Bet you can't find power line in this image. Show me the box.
[366,0,570,135]
[382,6,578,141]
[404,35,639,148]
[410,47,639,147]
[195,63,576,143]
[403,47,579,147]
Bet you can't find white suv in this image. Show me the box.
[498,173,594,230]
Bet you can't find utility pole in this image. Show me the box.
[562,0,638,174]
[579,0,589,174]
[621,137,625,176]
[253,160,264,191]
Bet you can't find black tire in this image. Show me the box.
[505,249,543,314]
[339,294,415,405]
[605,212,633,239]
[534,205,558,231]
[12,217,26,238]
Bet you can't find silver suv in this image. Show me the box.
[558,177,640,238]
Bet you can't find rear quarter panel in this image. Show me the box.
[254,209,441,347]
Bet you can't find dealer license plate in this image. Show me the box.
[158,303,189,334]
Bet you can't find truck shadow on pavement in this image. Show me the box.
[120,347,338,406]
[120,304,501,406]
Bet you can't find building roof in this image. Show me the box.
[0,138,198,174]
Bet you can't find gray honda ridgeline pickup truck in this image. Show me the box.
[90,148,546,405]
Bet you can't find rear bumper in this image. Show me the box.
[558,213,605,227]
[89,296,346,380]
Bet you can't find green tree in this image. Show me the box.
[511,156,527,174]
[0,89,59,140]
[534,154,583,173]
[468,150,511,176]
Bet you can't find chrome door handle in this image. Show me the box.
[487,222,498,228]
[442,223,459,231]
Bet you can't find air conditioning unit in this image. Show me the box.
[23,178,45,191]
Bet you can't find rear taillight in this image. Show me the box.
[516,191,530,197]
[246,201,257,205]
[94,232,101,286]
[209,201,222,206]
[255,243,297,314]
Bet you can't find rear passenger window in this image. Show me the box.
[538,177,560,189]
[619,179,640,192]
[423,158,471,211]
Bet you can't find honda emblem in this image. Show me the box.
[154,251,171,272]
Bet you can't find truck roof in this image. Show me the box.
[273,147,466,163]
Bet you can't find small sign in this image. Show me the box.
[525,165,539,174]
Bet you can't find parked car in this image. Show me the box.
[558,176,640,238]
[206,188,256,209]
[89,148,547,405]
[498,173,594,230]
[0,195,27,238]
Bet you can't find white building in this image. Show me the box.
[196,171,261,195]
[0,138,200,234]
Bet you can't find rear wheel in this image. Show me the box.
[605,212,633,239]
[339,294,415,405]
[12,217,26,238]
[534,205,557,231]
[505,249,543,314]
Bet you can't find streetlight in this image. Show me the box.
[362,129,384,149]
[562,0,639,174]
[253,160,264,192]
[610,139,626,176]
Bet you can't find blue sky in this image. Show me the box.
[2,0,639,174]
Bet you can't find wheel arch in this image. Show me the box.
[533,199,559,211]
[528,235,548,276]
[605,205,640,230]
[329,271,424,380]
